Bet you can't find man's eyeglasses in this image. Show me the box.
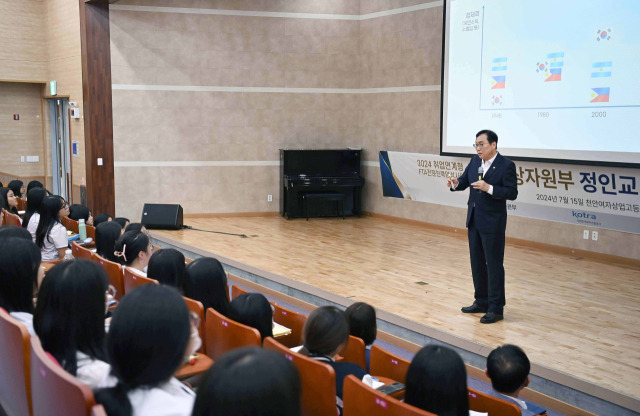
[473,143,486,149]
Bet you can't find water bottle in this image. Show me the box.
[78,218,87,241]
[63,249,74,261]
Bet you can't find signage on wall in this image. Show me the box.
[49,80,57,96]
[13,114,19,120]
[72,141,79,157]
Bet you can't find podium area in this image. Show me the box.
[151,215,640,415]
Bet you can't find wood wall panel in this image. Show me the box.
[80,1,115,215]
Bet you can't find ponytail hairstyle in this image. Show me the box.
[8,180,24,198]
[113,230,150,266]
[94,285,191,416]
[95,221,122,262]
[35,196,65,249]
[299,306,349,357]
[33,259,108,376]
[184,257,230,317]
[22,187,47,229]
[0,237,41,314]
[147,248,186,292]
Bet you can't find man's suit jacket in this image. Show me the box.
[453,153,518,234]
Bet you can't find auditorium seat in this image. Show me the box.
[370,345,411,384]
[17,197,27,211]
[468,387,522,416]
[30,337,95,416]
[231,284,249,299]
[342,374,436,416]
[272,302,307,348]
[2,209,22,227]
[263,336,337,416]
[123,267,158,294]
[183,297,205,353]
[0,309,32,416]
[71,242,92,261]
[91,253,124,301]
[204,307,261,361]
[339,335,367,371]
[86,224,95,241]
[66,218,79,234]
[90,404,107,416]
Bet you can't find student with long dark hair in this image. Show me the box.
[299,306,367,402]
[95,285,198,416]
[184,257,230,317]
[35,196,69,261]
[404,345,469,416]
[113,217,130,230]
[8,180,25,198]
[147,248,186,292]
[0,238,43,335]
[93,213,112,227]
[345,302,377,372]
[125,222,148,234]
[95,221,122,263]
[113,230,152,275]
[0,226,33,240]
[23,187,47,235]
[34,259,110,388]
[192,347,301,416]
[69,204,94,226]
[228,293,273,341]
[0,187,20,216]
[26,180,44,194]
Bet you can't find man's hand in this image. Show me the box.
[471,180,490,192]
[447,177,459,188]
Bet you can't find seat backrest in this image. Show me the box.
[183,297,205,353]
[66,218,79,234]
[85,224,95,240]
[339,335,367,371]
[71,241,92,261]
[342,375,436,416]
[0,309,32,416]
[90,404,108,416]
[3,209,22,227]
[230,284,249,299]
[91,253,124,301]
[17,197,27,211]
[30,337,95,416]
[263,337,337,416]
[369,345,411,384]
[204,307,261,360]
[123,267,158,294]
[272,303,307,348]
[468,387,522,416]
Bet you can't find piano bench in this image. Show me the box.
[302,192,345,220]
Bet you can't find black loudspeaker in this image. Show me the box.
[141,204,183,230]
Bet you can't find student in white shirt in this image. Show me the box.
[23,187,48,240]
[95,221,123,263]
[405,345,470,416]
[34,259,111,389]
[192,347,301,416]
[0,237,43,337]
[114,230,153,276]
[35,196,70,261]
[0,187,22,223]
[95,285,199,416]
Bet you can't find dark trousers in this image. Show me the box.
[467,213,506,314]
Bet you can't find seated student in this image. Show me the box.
[228,293,273,341]
[68,204,94,226]
[192,347,301,416]
[113,230,153,275]
[184,257,230,317]
[95,285,199,416]
[95,221,122,262]
[405,345,469,416]
[23,187,47,236]
[0,226,33,240]
[299,306,367,403]
[8,180,26,199]
[0,238,43,336]
[93,213,112,227]
[147,248,186,292]
[1,187,20,218]
[34,259,111,388]
[26,180,45,194]
[345,302,377,372]
[35,196,70,261]
[486,344,543,416]
[125,222,148,235]
[113,217,130,230]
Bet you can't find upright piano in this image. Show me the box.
[280,149,365,219]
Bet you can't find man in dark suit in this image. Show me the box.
[447,130,518,323]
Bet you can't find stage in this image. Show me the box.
[151,215,640,415]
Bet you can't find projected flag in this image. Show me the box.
[491,57,507,89]
[596,28,612,41]
[591,61,612,78]
[543,52,563,82]
[590,87,610,102]
[491,95,503,106]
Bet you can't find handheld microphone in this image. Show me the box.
[478,165,484,181]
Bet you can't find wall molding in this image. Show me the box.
[115,160,381,168]
[112,84,441,94]
[110,1,443,21]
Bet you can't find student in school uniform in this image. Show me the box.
[345,302,377,373]
[95,221,123,263]
[184,257,230,317]
[229,293,274,341]
[23,187,47,239]
[35,196,70,261]
[147,248,186,293]
[113,230,153,276]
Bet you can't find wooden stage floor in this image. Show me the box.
[152,215,640,407]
